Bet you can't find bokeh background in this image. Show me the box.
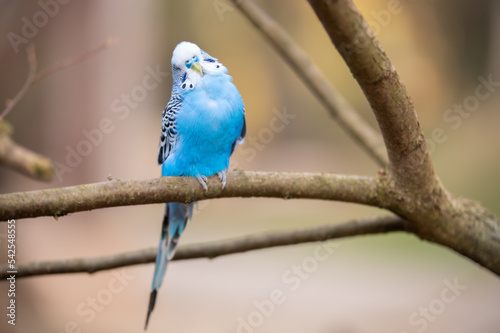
[1,0,500,332]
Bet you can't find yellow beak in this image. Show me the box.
[191,62,204,76]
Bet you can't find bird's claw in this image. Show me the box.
[217,171,227,189]
[196,172,226,192]
[196,175,209,192]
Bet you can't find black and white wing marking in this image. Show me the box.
[158,94,182,165]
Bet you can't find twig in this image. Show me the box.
[0,215,405,279]
[0,39,116,180]
[0,120,54,180]
[0,44,37,119]
[0,39,116,120]
[231,0,388,166]
[0,171,387,221]
[33,38,117,83]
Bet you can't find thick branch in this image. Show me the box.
[0,171,386,221]
[308,0,500,275]
[232,0,388,166]
[308,0,435,192]
[0,215,405,279]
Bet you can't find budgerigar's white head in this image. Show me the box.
[171,42,228,87]
[172,41,204,77]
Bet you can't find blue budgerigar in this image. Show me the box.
[145,41,246,329]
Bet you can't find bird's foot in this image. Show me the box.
[217,171,227,189]
[196,175,209,192]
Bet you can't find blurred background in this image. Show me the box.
[1,0,499,332]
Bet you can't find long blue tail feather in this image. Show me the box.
[145,202,193,329]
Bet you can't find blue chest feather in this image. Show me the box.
[162,73,244,177]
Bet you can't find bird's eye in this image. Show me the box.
[216,65,220,68]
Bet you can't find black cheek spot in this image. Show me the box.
[181,83,186,89]
[216,65,220,68]
[189,84,193,89]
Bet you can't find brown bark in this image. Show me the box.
[0,171,383,220]
[0,120,54,180]
[0,215,404,279]
[308,0,500,274]
[0,0,498,279]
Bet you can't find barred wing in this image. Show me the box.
[158,94,182,165]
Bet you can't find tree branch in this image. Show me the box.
[0,171,386,221]
[32,38,117,84]
[0,39,116,180]
[0,215,405,279]
[0,44,37,119]
[0,120,54,180]
[231,0,388,166]
[307,0,434,192]
[1,0,498,281]
[1,39,116,121]
[308,0,500,275]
